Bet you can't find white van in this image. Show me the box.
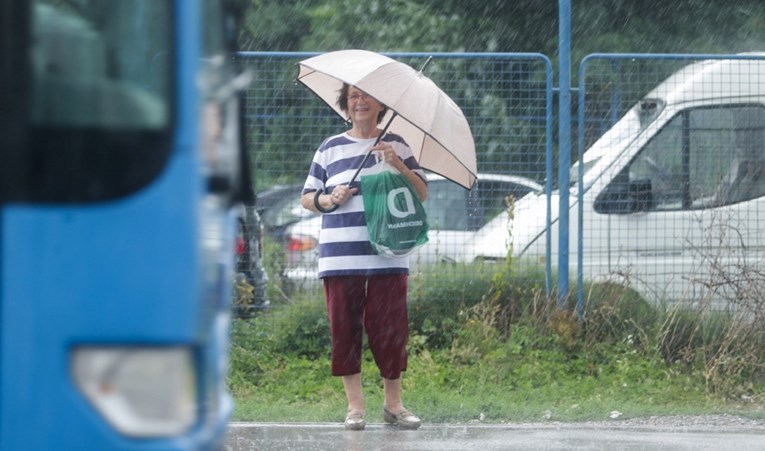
[468,55,765,305]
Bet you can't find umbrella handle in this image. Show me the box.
[313,189,339,213]
[313,143,377,214]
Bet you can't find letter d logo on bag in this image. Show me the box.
[387,187,415,218]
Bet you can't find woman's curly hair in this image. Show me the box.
[336,83,388,124]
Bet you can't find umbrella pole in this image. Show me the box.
[343,54,432,186]
[347,111,398,185]
[314,112,398,213]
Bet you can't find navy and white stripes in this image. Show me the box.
[302,132,426,278]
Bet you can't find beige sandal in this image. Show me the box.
[344,410,366,431]
[383,408,421,430]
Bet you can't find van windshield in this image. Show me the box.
[569,104,652,187]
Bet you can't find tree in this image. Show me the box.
[238,0,765,57]
[236,0,765,186]
[237,0,321,51]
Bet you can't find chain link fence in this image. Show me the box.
[235,52,554,314]
[235,51,765,320]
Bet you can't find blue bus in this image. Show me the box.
[0,1,251,449]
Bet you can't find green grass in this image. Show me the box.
[230,262,765,424]
[229,339,763,423]
[229,316,765,423]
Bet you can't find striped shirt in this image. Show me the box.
[302,131,426,278]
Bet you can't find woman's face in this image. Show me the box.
[346,86,385,126]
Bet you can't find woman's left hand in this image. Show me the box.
[373,143,403,170]
[372,143,428,202]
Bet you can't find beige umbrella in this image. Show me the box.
[296,49,477,191]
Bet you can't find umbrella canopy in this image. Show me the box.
[296,49,477,190]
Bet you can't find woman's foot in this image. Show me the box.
[344,410,366,431]
[383,407,421,430]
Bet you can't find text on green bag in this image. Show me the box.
[388,187,416,218]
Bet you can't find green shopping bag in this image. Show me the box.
[361,162,428,257]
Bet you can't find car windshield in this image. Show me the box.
[424,181,471,231]
[425,178,527,231]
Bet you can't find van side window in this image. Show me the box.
[598,105,765,213]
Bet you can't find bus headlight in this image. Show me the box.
[72,346,197,437]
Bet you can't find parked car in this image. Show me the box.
[284,173,543,285]
[468,56,765,305]
[255,183,301,214]
[233,202,269,317]
[256,183,316,241]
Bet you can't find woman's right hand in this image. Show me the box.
[330,184,358,206]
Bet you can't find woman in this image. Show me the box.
[300,84,427,431]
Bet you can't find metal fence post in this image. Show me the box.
[557,0,572,307]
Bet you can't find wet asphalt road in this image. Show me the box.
[224,420,765,450]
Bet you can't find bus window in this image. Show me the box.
[21,0,174,203]
[30,1,169,128]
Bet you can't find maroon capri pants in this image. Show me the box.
[323,274,409,379]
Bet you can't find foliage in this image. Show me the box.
[232,274,255,311]
[578,282,658,351]
[231,273,268,319]
[268,298,330,359]
[408,262,495,349]
[238,52,347,188]
[237,0,319,51]
[261,234,301,303]
[236,1,765,191]
[658,306,765,396]
[238,53,551,189]
[228,296,330,397]
[238,0,765,57]
[229,259,765,422]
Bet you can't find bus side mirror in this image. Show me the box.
[594,178,654,214]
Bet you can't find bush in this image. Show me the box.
[228,297,330,395]
[228,317,277,393]
[658,306,765,395]
[578,281,658,351]
[268,298,331,358]
[228,257,765,405]
[262,235,297,303]
[408,262,495,349]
